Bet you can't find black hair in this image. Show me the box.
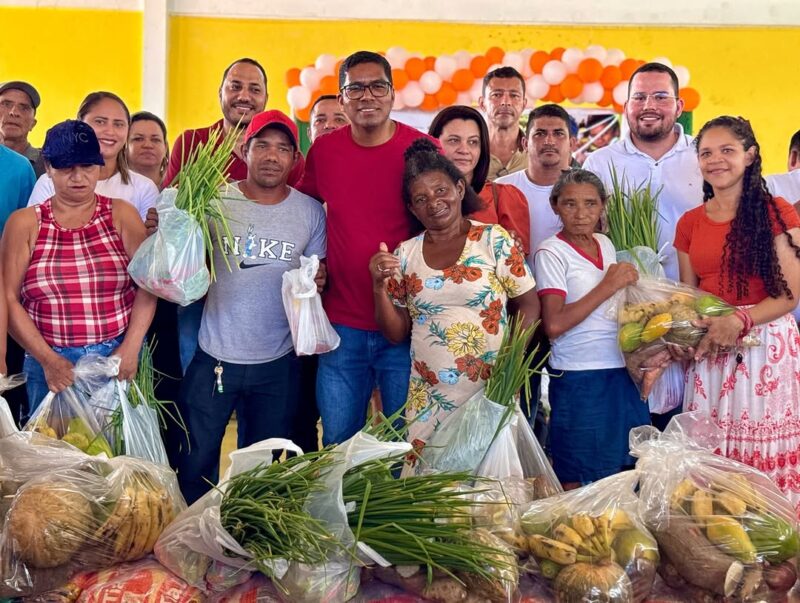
[789,129,800,156]
[131,111,167,140]
[628,62,680,97]
[339,51,393,89]
[696,116,800,300]
[549,168,608,206]
[402,138,483,235]
[482,66,526,97]
[77,91,131,185]
[310,94,339,115]
[220,58,267,88]
[428,105,490,194]
[526,103,572,137]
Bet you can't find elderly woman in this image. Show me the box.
[370,138,540,452]
[127,111,169,190]
[2,120,156,410]
[28,92,158,221]
[675,116,800,511]
[429,105,531,255]
[534,169,650,489]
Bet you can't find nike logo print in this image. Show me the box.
[239,260,267,269]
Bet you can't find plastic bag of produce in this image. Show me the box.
[616,276,760,400]
[520,470,659,603]
[113,380,169,465]
[281,254,340,356]
[128,188,210,306]
[0,373,26,438]
[631,412,800,602]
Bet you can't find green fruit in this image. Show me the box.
[613,529,659,567]
[619,322,645,353]
[85,433,114,457]
[539,558,563,579]
[694,294,734,317]
[67,417,95,439]
[746,514,800,563]
[61,432,90,451]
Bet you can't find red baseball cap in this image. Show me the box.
[244,110,299,149]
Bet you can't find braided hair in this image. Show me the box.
[696,116,800,300]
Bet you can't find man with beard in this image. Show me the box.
[583,63,703,282]
[480,67,528,181]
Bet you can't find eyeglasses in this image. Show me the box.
[341,81,392,100]
[628,92,677,105]
[0,99,34,115]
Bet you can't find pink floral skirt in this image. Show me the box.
[684,313,800,515]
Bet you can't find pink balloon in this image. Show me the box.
[542,60,567,85]
[402,82,425,107]
[419,71,443,94]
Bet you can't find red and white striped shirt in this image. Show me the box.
[21,195,136,347]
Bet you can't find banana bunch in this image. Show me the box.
[619,300,673,325]
[94,475,176,562]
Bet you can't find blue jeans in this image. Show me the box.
[316,323,410,446]
[177,299,204,374]
[23,337,122,416]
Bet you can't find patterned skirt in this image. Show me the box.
[684,313,800,515]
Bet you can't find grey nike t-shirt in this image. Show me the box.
[198,183,326,363]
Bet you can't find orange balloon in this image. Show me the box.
[319,75,338,95]
[424,56,436,70]
[296,106,311,122]
[560,74,583,99]
[619,58,640,80]
[577,58,603,83]
[612,102,624,114]
[486,46,505,64]
[529,51,551,74]
[452,68,475,92]
[599,90,614,107]
[470,55,490,78]
[405,57,426,80]
[392,68,409,89]
[680,87,701,111]
[550,47,565,60]
[600,65,623,90]
[285,68,301,88]
[546,85,565,103]
[420,94,439,111]
[435,82,458,106]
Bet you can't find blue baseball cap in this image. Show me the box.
[42,120,105,169]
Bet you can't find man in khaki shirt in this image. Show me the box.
[480,67,528,180]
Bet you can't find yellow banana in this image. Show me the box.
[706,517,757,563]
[670,479,698,509]
[528,535,578,565]
[571,514,595,538]
[715,491,748,517]
[691,489,714,520]
[553,523,584,548]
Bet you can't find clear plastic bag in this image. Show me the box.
[0,373,26,438]
[127,188,211,306]
[617,276,760,400]
[281,254,340,356]
[115,380,169,465]
[631,412,800,601]
[520,471,659,603]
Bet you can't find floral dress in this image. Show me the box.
[388,221,535,448]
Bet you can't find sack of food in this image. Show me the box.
[281,254,340,356]
[520,470,659,603]
[0,373,26,438]
[616,277,759,400]
[631,412,800,601]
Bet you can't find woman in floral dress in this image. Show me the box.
[675,116,800,512]
[370,139,540,451]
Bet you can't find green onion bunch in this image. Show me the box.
[606,165,661,253]
[173,127,239,279]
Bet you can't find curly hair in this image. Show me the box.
[696,116,800,300]
[402,138,483,235]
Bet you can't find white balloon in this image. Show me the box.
[385,46,409,69]
[673,65,690,88]
[299,67,322,91]
[542,60,567,85]
[470,79,483,102]
[520,48,534,78]
[434,56,458,80]
[561,47,584,72]
[419,71,443,94]
[584,45,607,63]
[502,51,524,73]
[402,81,425,108]
[393,94,406,111]
[604,48,626,66]
[286,85,311,109]
[315,53,338,75]
[569,92,584,104]
[651,56,673,68]
[456,91,473,106]
[612,81,628,106]
[582,82,605,104]
[526,75,550,100]
[454,50,472,70]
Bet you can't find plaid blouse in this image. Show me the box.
[21,195,136,347]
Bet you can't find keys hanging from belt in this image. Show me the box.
[214,362,224,394]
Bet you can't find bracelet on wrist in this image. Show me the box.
[733,308,753,338]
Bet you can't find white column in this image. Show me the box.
[141,0,168,117]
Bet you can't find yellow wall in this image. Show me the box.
[0,7,142,147]
[2,7,799,173]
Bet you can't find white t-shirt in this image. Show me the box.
[495,169,563,262]
[766,171,800,205]
[534,233,624,371]
[582,125,703,282]
[28,170,158,221]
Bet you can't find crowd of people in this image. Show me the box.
[1,50,799,510]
